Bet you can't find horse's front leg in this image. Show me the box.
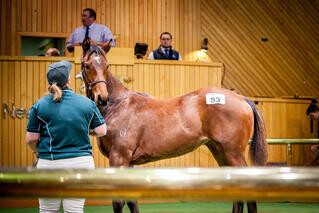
[109,149,140,213]
[111,194,139,213]
[232,201,244,213]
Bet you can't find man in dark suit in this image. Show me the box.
[148,32,182,60]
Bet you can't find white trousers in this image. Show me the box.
[36,156,95,213]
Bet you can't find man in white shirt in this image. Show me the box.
[66,8,115,52]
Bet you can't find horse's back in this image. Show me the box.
[197,87,252,114]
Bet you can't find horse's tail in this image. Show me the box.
[245,99,268,166]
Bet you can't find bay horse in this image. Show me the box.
[81,38,268,213]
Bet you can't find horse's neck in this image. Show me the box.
[106,69,127,99]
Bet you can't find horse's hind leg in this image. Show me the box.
[112,200,125,213]
[127,200,139,213]
[205,141,248,213]
[247,201,257,213]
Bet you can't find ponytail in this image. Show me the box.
[48,83,62,102]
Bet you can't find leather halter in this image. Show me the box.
[81,50,108,100]
[81,68,107,90]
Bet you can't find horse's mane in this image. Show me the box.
[136,92,150,97]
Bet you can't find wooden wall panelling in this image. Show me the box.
[0,60,2,166]
[203,1,275,96]
[25,0,31,31]
[0,61,3,166]
[7,61,14,166]
[25,61,32,166]
[201,1,253,95]
[236,1,293,95]
[200,0,319,97]
[247,1,310,95]
[1,1,7,54]
[14,61,21,167]
[1,61,8,166]
[263,0,318,96]
[20,61,27,167]
[271,1,318,79]
[8,62,15,166]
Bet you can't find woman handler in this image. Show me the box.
[26,60,107,213]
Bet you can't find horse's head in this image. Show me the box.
[81,38,112,106]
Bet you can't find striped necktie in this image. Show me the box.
[164,49,169,57]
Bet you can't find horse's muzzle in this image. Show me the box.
[97,95,108,106]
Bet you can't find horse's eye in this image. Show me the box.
[85,64,90,70]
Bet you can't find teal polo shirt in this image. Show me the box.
[27,90,105,160]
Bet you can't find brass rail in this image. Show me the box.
[264,138,319,165]
[266,138,319,144]
[1,167,319,201]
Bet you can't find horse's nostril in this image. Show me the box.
[98,95,107,106]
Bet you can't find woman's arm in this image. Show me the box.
[91,124,107,137]
[26,132,40,153]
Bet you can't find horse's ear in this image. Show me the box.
[82,37,91,53]
[102,39,112,54]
